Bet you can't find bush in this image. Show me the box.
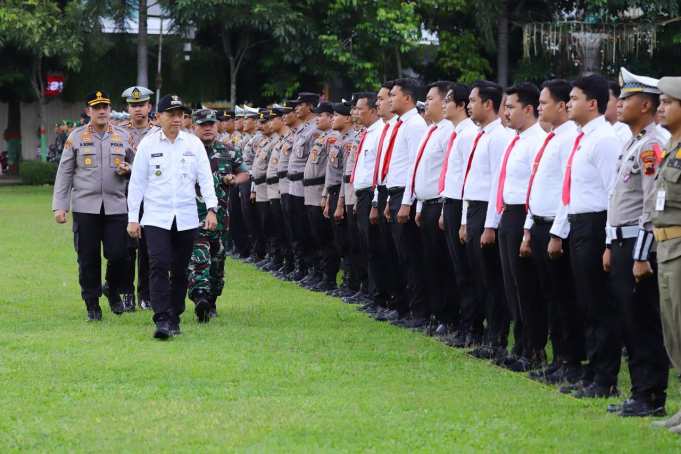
[19,160,58,185]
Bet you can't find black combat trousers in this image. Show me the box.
[238,180,257,255]
[530,220,583,367]
[465,201,509,348]
[268,197,287,265]
[419,201,458,323]
[254,199,271,259]
[387,187,426,317]
[442,198,479,337]
[611,238,668,404]
[568,211,621,387]
[288,195,312,272]
[306,204,339,283]
[279,193,295,267]
[327,185,350,283]
[145,219,197,325]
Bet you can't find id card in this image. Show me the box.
[656,190,666,211]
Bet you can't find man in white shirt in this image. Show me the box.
[523,79,583,385]
[405,81,457,335]
[461,81,514,360]
[438,83,480,347]
[127,94,218,340]
[549,75,621,398]
[607,80,633,144]
[492,82,547,372]
[380,78,428,323]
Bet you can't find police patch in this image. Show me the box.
[641,148,658,176]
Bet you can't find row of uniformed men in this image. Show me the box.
[221,71,681,426]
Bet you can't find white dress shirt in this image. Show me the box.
[550,115,620,238]
[128,129,217,231]
[376,107,428,192]
[524,120,578,230]
[439,117,478,200]
[461,118,514,227]
[402,118,454,211]
[613,121,633,145]
[485,122,547,228]
[352,118,384,191]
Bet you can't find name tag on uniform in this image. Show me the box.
[151,153,163,158]
[183,150,194,156]
[656,190,666,211]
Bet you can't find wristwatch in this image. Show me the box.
[371,201,379,208]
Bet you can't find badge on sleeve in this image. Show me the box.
[113,156,122,167]
[84,157,93,167]
[640,149,658,176]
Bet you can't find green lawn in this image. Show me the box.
[0,185,679,452]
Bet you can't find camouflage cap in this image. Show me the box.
[192,108,219,125]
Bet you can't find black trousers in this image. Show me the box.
[387,187,426,316]
[357,189,394,304]
[253,198,270,258]
[229,183,250,256]
[530,220,583,366]
[465,201,509,347]
[238,180,257,254]
[419,202,458,323]
[568,211,621,387]
[498,205,543,357]
[611,239,668,403]
[72,209,129,304]
[288,195,312,271]
[345,203,367,290]
[269,198,288,263]
[280,193,295,258]
[442,199,479,335]
[306,204,339,282]
[145,220,197,325]
[327,186,350,282]
[110,203,149,300]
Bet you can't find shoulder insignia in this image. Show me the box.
[641,148,658,176]
[326,136,337,145]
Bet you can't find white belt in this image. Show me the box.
[606,225,639,242]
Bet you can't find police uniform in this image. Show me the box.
[287,92,321,281]
[252,111,277,260]
[187,109,247,321]
[239,109,262,260]
[227,108,252,258]
[52,90,134,320]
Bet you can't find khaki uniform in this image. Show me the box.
[288,120,319,197]
[653,139,681,370]
[253,134,277,203]
[267,134,285,201]
[123,122,159,154]
[243,131,263,175]
[340,129,361,205]
[52,123,134,214]
[277,127,296,195]
[304,129,339,206]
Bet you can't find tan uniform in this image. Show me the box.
[652,139,681,370]
[253,134,277,203]
[340,129,361,206]
[304,129,339,206]
[277,127,296,195]
[267,134,285,201]
[123,122,158,154]
[52,123,134,215]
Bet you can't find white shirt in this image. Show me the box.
[128,129,217,231]
[485,122,546,228]
[352,118,384,191]
[377,107,428,191]
[439,117,478,200]
[550,115,620,238]
[402,118,454,211]
[524,120,578,230]
[658,124,672,143]
[461,118,514,227]
[613,121,633,145]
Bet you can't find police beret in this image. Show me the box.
[658,77,681,101]
[121,86,154,103]
[296,92,320,106]
[192,109,218,125]
[86,90,111,106]
[332,102,352,116]
[157,94,191,113]
[314,102,334,115]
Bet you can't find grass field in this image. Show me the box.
[0,185,679,452]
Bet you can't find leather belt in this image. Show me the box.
[355,188,372,197]
[343,175,351,183]
[303,176,325,187]
[606,225,639,241]
[253,176,266,185]
[327,184,341,193]
[266,177,279,185]
[277,171,288,179]
[503,204,526,213]
[388,186,404,196]
[287,172,303,181]
[532,215,555,224]
[654,226,681,242]
[422,198,442,206]
[443,197,460,205]
[568,211,606,222]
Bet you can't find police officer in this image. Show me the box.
[127,94,218,340]
[650,76,681,432]
[303,102,340,291]
[602,68,668,417]
[239,107,262,261]
[187,109,249,322]
[52,90,134,321]
[251,110,277,262]
[227,107,251,258]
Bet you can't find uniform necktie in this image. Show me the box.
[409,125,438,196]
[460,129,486,199]
[561,131,585,205]
[350,130,368,184]
[380,119,404,182]
[371,122,392,188]
[525,131,555,208]
[437,130,458,194]
[495,134,521,213]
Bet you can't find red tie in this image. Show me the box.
[380,119,404,182]
[409,125,438,196]
[525,131,555,208]
[438,130,458,193]
[460,130,486,199]
[561,131,585,206]
[495,134,521,213]
[371,122,391,188]
[350,130,368,184]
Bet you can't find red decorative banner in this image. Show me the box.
[45,74,64,97]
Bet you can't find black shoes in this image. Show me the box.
[87,306,102,321]
[195,299,211,323]
[153,321,172,340]
[139,298,152,310]
[607,398,665,417]
[122,293,136,312]
[572,383,619,399]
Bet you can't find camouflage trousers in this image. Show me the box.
[187,230,226,303]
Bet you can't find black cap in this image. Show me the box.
[157,94,191,113]
[258,109,271,121]
[284,99,301,109]
[332,102,352,116]
[271,106,292,117]
[314,102,334,115]
[86,90,111,107]
[296,92,320,106]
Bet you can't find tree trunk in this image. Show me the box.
[222,30,250,106]
[137,0,148,87]
[394,46,402,77]
[496,0,509,87]
[30,56,48,161]
[4,98,22,174]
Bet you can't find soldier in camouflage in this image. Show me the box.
[187,109,249,322]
